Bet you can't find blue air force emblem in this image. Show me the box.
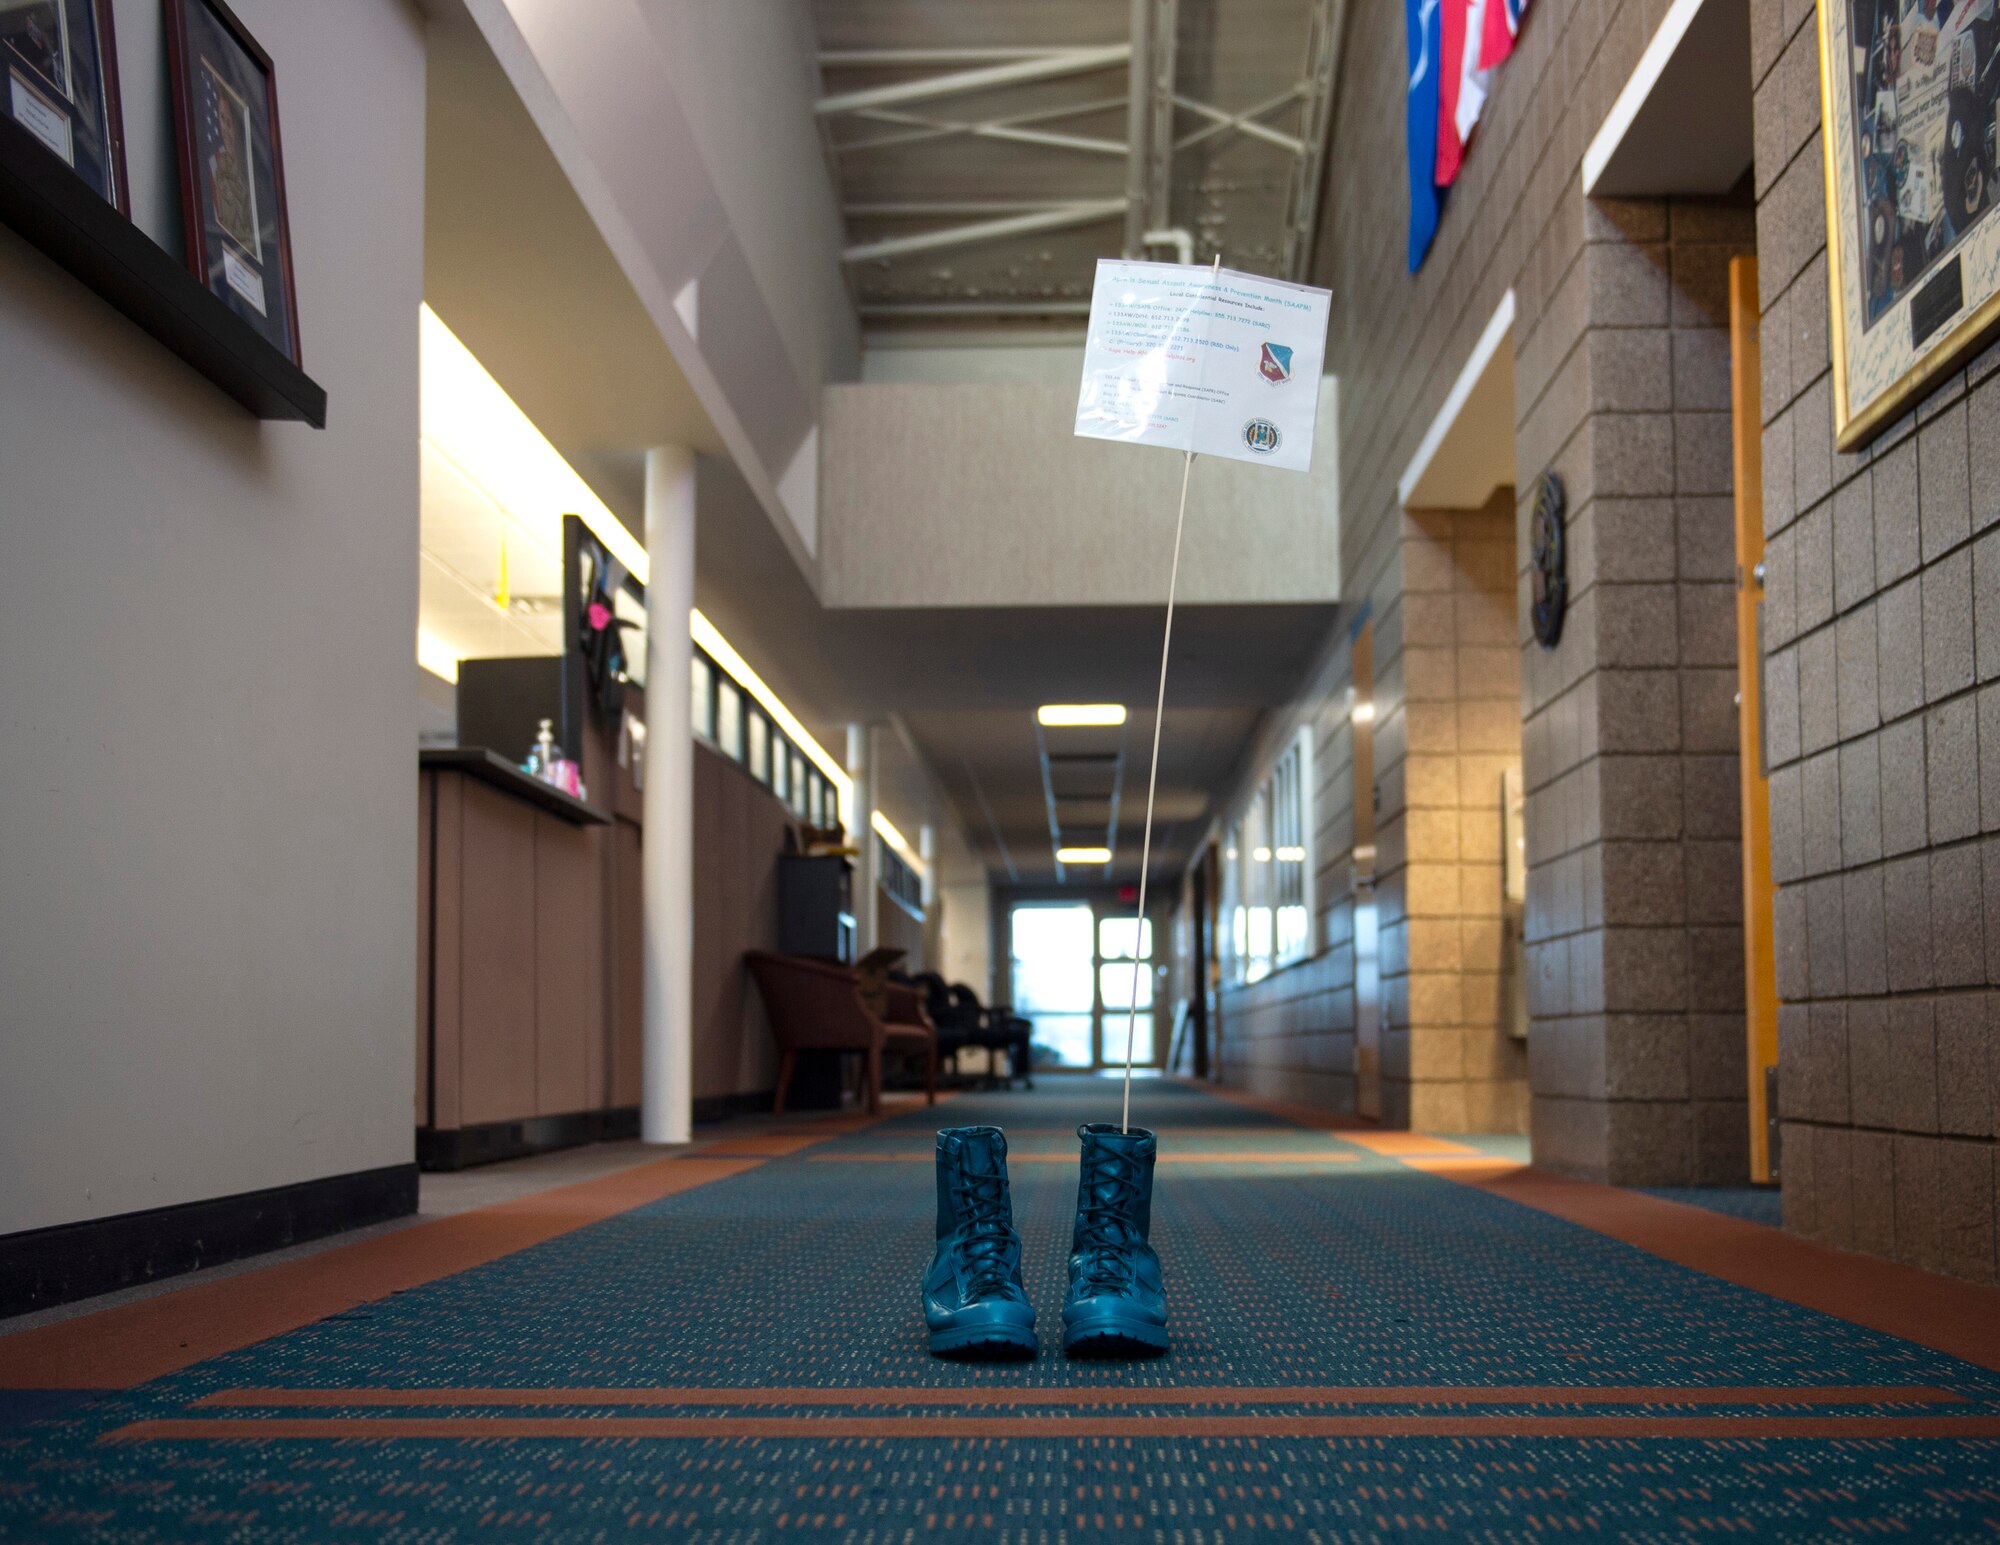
[1259,342,1294,384]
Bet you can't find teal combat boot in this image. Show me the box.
[923,1126,1037,1358]
[1062,1123,1169,1357]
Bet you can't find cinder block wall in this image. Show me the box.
[1253,0,1755,1177]
[1519,201,1756,1183]
[1380,498,1529,1130]
[1754,0,2000,1281]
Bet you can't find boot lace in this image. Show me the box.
[1072,1148,1143,1295]
[954,1162,1017,1297]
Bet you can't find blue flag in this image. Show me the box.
[1406,0,1443,271]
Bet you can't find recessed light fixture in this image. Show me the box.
[1351,701,1376,725]
[1038,704,1127,727]
[1056,846,1114,865]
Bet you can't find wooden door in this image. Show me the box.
[1730,256,1782,1184]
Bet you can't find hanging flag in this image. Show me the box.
[1455,0,1492,148]
[1434,0,1468,185]
[1407,0,1442,270]
[1479,0,1526,70]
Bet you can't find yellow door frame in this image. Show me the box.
[1730,256,1781,1185]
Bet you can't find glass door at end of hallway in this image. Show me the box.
[1007,902,1158,1072]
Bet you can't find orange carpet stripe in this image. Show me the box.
[1444,1166,2000,1376]
[0,1159,760,1390]
[192,1384,1964,1410]
[806,1152,1360,1164]
[0,1096,944,1391]
[100,1413,2000,1443]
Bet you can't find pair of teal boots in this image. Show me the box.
[922,1123,1167,1359]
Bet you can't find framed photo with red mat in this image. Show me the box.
[1,0,129,212]
[163,0,299,364]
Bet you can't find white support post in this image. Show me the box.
[847,724,876,958]
[642,447,696,1145]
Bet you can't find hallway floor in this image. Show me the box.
[3,1080,1999,1541]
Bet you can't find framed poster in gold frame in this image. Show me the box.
[1819,0,2000,449]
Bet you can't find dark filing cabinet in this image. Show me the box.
[778,854,856,963]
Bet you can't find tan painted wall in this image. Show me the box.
[0,0,425,1236]
[818,381,1340,608]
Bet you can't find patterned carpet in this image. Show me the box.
[2,1080,1998,1541]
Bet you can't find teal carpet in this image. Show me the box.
[2,1081,1996,1541]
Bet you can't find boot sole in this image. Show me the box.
[929,1324,1037,1360]
[1062,1318,1169,1358]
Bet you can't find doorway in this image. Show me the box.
[1008,901,1159,1071]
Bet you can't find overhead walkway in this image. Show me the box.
[4,1082,2000,1539]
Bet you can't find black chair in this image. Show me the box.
[907,973,1033,1089]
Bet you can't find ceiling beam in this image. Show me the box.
[844,198,1127,265]
[833,94,1128,157]
[1123,0,1179,257]
[816,45,1131,118]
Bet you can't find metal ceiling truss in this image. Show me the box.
[1174,88,1307,157]
[821,44,1135,269]
[1280,0,1347,281]
[815,45,1130,118]
[1123,0,1180,258]
[841,101,1127,159]
[843,198,1128,266]
[820,5,1347,292]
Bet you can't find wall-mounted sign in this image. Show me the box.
[1530,471,1566,649]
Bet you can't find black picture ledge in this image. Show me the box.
[0,113,326,428]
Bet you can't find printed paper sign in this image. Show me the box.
[1074,259,1331,472]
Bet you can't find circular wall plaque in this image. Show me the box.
[1529,471,1567,649]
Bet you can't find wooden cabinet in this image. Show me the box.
[418,753,634,1168]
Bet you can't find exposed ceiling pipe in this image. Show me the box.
[1143,228,1194,266]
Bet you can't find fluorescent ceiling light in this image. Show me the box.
[1056,846,1113,865]
[419,304,648,586]
[691,608,852,820]
[1038,704,1127,727]
[1276,846,1307,862]
[871,810,925,875]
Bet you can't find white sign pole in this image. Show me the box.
[1118,433,1197,1135]
[1073,254,1333,1133]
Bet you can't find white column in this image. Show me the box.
[642,446,696,1144]
[847,723,876,957]
[919,823,939,973]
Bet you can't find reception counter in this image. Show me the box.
[416,747,642,1168]
[417,723,806,1166]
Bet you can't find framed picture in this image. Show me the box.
[1820,0,2000,448]
[163,0,299,363]
[1,0,128,210]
